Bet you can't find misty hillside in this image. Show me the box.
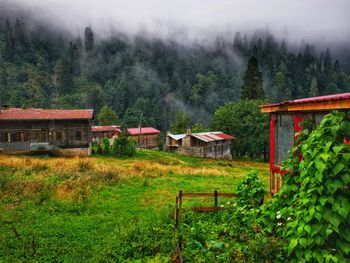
[0,15,350,131]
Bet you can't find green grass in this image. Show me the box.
[0,150,269,262]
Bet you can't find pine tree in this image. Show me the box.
[240,56,265,99]
[170,111,190,134]
[13,17,29,53]
[309,78,318,97]
[4,19,14,59]
[97,105,118,125]
[233,32,244,54]
[324,48,332,70]
[84,26,94,52]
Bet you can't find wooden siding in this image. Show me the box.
[0,119,91,153]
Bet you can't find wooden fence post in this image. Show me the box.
[175,196,179,227]
[179,190,183,208]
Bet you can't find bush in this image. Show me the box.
[236,170,266,208]
[260,111,350,262]
[112,135,136,157]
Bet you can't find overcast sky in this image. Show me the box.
[2,0,350,44]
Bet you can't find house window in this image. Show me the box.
[0,133,7,143]
[11,133,20,142]
[55,131,64,143]
[275,114,294,165]
[75,131,82,141]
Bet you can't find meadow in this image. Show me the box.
[0,150,269,262]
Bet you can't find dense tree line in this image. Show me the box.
[0,16,350,134]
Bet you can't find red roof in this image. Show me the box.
[190,132,235,142]
[0,108,93,120]
[261,92,350,113]
[92,125,121,133]
[128,127,160,135]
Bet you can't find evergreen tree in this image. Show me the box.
[309,78,318,97]
[324,48,332,70]
[97,105,118,125]
[54,56,74,94]
[240,56,265,99]
[170,110,190,134]
[84,26,94,52]
[13,17,28,53]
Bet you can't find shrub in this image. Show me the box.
[236,170,266,208]
[112,135,136,157]
[261,111,350,262]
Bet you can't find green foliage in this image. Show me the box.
[211,99,269,158]
[236,170,266,208]
[240,56,265,100]
[259,111,350,262]
[179,171,285,262]
[191,123,209,133]
[97,105,118,126]
[112,134,137,157]
[170,110,190,134]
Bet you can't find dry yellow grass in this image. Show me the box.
[0,154,268,201]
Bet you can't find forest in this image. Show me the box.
[0,14,350,132]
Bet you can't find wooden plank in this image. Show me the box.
[180,192,237,197]
[192,206,224,212]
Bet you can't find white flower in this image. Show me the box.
[276,214,282,219]
[277,222,282,226]
[287,217,291,221]
[226,202,231,205]
[220,205,224,208]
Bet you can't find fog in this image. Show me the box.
[1,0,349,45]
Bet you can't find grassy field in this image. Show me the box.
[0,150,269,262]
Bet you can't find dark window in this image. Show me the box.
[40,131,47,142]
[0,133,7,143]
[55,131,63,143]
[11,133,20,142]
[75,131,82,141]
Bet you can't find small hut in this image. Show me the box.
[261,93,350,194]
[92,125,121,142]
[127,127,160,148]
[165,131,234,159]
[0,108,93,156]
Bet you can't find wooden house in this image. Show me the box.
[165,131,234,159]
[0,108,94,156]
[127,127,160,148]
[261,93,350,195]
[92,125,121,142]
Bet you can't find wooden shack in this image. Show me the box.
[92,125,121,142]
[0,108,94,156]
[127,127,160,148]
[261,93,350,195]
[165,131,234,159]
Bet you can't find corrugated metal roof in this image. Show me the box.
[168,134,186,140]
[128,127,160,135]
[169,132,234,142]
[0,108,94,120]
[92,125,121,133]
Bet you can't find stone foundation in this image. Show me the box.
[52,147,91,157]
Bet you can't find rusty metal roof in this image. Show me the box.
[190,132,234,142]
[92,125,121,133]
[168,132,234,142]
[0,108,94,120]
[128,127,160,135]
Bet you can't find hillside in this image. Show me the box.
[0,150,269,262]
[0,15,350,130]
